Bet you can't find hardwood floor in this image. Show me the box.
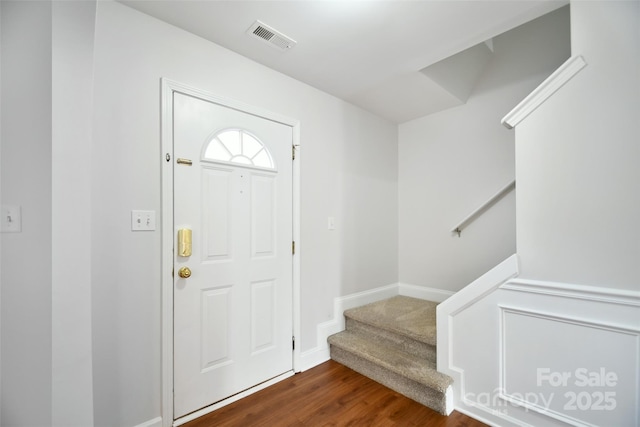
[183,360,487,426]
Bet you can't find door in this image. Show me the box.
[172,92,293,418]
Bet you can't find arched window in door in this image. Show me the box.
[203,129,275,170]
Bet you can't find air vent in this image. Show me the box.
[246,20,297,51]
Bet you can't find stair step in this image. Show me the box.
[328,331,450,393]
[345,318,436,363]
[344,295,437,346]
[328,331,452,414]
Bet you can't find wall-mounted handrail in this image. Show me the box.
[451,180,515,237]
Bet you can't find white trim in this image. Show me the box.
[436,255,519,422]
[292,127,301,373]
[299,283,454,371]
[502,278,640,307]
[440,255,639,427]
[299,283,399,371]
[160,78,301,426]
[445,386,454,416]
[454,405,506,427]
[160,78,174,427]
[436,255,519,320]
[173,371,295,427]
[132,417,163,427]
[498,306,640,427]
[501,55,587,129]
[398,283,455,302]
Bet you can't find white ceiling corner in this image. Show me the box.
[117,0,568,123]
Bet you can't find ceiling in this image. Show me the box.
[118,0,567,123]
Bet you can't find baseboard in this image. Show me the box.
[299,346,331,372]
[299,282,455,371]
[299,283,398,371]
[398,283,455,302]
[132,416,162,427]
[444,386,454,416]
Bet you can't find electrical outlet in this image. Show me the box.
[1,205,22,233]
[131,210,156,231]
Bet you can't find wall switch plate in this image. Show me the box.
[131,210,156,231]
[328,216,336,230]
[1,205,22,233]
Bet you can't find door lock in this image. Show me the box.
[178,229,192,257]
[178,266,192,279]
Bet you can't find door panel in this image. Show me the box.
[251,173,276,257]
[173,92,293,418]
[202,167,233,260]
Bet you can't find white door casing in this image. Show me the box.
[161,79,301,425]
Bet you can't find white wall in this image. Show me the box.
[398,7,570,292]
[0,2,53,425]
[89,2,397,426]
[51,2,97,425]
[439,2,640,426]
[516,1,640,290]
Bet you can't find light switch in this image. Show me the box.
[328,216,335,230]
[1,205,21,233]
[131,210,156,231]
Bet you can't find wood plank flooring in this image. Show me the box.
[183,360,487,426]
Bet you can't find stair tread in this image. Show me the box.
[344,296,437,346]
[328,330,452,393]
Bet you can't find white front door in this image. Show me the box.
[172,92,293,418]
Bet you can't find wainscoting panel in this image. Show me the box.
[500,307,639,427]
[438,260,640,427]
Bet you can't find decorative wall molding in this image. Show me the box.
[501,55,587,129]
[436,255,519,321]
[439,253,640,427]
[502,278,640,307]
[436,255,523,425]
[498,306,640,427]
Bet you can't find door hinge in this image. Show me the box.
[292,336,295,350]
[292,145,296,161]
[292,241,295,255]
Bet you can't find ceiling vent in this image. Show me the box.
[246,20,297,51]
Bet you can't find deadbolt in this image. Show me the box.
[177,229,192,257]
[178,266,192,279]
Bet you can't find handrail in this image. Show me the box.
[451,180,515,237]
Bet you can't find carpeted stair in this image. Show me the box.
[327,295,453,414]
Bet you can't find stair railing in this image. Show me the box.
[451,180,515,237]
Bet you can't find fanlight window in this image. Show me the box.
[203,129,275,169]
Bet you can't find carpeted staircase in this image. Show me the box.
[327,295,453,415]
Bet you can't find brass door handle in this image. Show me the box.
[178,266,192,279]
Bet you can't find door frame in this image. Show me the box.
[160,78,301,426]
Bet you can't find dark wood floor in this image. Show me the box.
[183,360,487,426]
